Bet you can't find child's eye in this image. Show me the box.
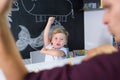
[55,38,57,40]
[61,39,63,40]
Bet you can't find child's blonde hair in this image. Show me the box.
[52,28,69,40]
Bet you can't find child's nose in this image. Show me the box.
[56,39,60,42]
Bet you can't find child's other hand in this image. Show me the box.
[40,47,47,54]
[83,44,118,61]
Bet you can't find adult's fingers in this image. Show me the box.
[83,45,117,61]
[0,0,13,15]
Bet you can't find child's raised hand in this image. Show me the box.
[48,17,55,24]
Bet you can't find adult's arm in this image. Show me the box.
[0,0,28,80]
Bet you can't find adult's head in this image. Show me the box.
[103,0,120,41]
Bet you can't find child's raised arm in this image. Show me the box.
[43,17,55,46]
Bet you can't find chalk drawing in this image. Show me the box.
[21,0,74,22]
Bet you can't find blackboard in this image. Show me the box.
[9,0,84,59]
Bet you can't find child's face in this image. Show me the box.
[51,33,67,49]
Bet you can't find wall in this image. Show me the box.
[84,10,113,50]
